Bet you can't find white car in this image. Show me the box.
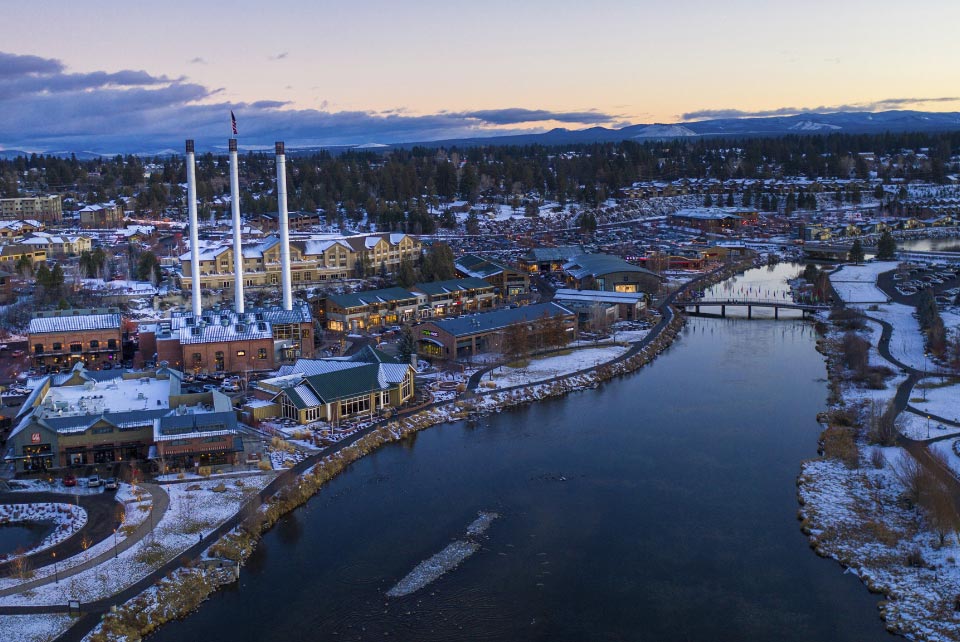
[87,475,102,488]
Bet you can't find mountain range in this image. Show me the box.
[2,110,959,158]
[392,110,960,149]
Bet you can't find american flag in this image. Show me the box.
[231,111,238,135]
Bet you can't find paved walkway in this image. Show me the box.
[0,483,169,598]
[843,270,960,493]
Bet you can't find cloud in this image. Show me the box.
[188,57,207,65]
[0,50,621,153]
[269,52,288,61]
[681,97,960,121]
[0,51,63,78]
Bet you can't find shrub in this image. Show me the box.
[821,425,859,468]
[905,547,927,568]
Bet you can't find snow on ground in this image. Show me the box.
[0,503,87,560]
[0,485,151,592]
[868,303,936,372]
[6,479,112,496]
[0,614,73,642]
[929,439,960,477]
[909,380,960,424]
[898,411,960,441]
[799,453,960,642]
[0,475,271,606]
[830,261,898,303]
[484,345,628,389]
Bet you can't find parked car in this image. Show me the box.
[103,477,119,491]
[87,475,102,488]
[62,474,77,487]
[10,349,24,358]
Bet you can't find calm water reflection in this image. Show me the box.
[150,266,891,642]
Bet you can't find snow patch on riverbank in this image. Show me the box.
[485,346,628,388]
[799,455,960,642]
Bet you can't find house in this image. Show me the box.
[0,219,43,239]
[0,243,47,266]
[248,347,415,425]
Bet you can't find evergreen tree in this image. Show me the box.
[703,192,713,207]
[396,258,417,288]
[397,325,417,364]
[848,239,865,264]
[876,230,896,260]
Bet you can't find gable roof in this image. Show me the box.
[411,277,494,297]
[28,313,121,335]
[428,302,573,337]
[327,287,418,310]
[562,254,659,281]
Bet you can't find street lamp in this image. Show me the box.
[113,528,118,558]
[52,551,58,584]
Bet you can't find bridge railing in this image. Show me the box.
[682,298,828,307]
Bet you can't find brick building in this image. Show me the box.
[138,303,315,373]
[28,311,123,370]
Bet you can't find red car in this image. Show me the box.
[11,349,24,358]
[62,474,77,487]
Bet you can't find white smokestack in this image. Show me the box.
[186,140,202,318]
[276,141,293,311]
[229,139,245,314]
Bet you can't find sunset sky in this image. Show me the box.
[3,0,959,152]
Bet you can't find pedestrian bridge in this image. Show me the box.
[680,298,830,319]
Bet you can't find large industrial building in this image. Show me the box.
[140,140,316,373]
[138,303,315,373]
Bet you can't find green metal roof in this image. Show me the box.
[412,277,494,296]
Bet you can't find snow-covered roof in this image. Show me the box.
[28,313,121,335]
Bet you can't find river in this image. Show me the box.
[149,264,892,642]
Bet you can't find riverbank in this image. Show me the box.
[797,263,960,642]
